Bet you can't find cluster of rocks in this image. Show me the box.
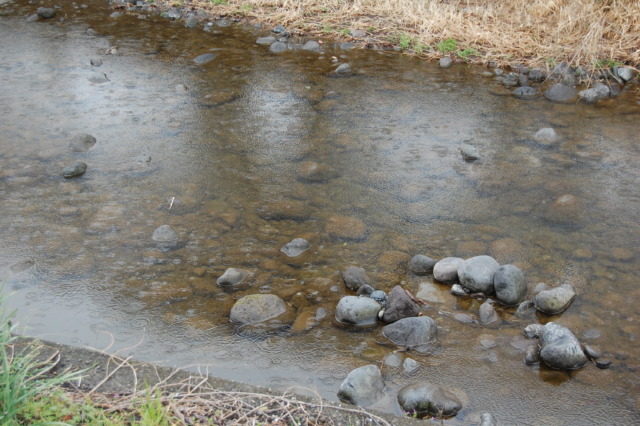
[61,133,97,178]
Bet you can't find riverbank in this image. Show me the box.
[146,0,640,75]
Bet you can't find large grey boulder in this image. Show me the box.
[458,255,500,294]
[381,285,421,323]
[433,257,463,283]
[229,294,290,324]
[397,383,462,418]
[381,316,437,352]
[493,264,527,306]
[337,365,384,407]
[335,296,381,326]
[539,322,588,370]
[534,284,576,314]
[342,266,372,291]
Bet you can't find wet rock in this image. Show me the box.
[493,264,526,306]
[459,145,480,161]
[490,238,523,264]
[478,334,497,349]
[69,133,97,153]
[403,357,419,373]
[582,328,601,339]
[439,57,453,68]
[270,42,288,53]
[595,359,612,369]
[543,194,582,224]
[479,300,498,325]
[184,15,198,28]
[433,257,463,283]
[296,161,338,182]
[256,36,276,45]
[37,7,56,19]
[257,201,310,221]
[291,308,321,333]
[335,296,381,325]
[88,72,110,83]
[340,42,355,50]
[524,323,544,339]
[515,300,535,318]
[397,383,462,418]
[416,282,445,304]
[342,266,372,291]
[382,285,421,323]
[193,53,217,64]
[62,161,87,178]
[110,12,122,19]
[26,14,39,23]
[382,316,437,351]
[229,294,289,324]
[480,413,498,426]
[528,68,546,82]
[544,83,577,102]
[458,255,500,294]
[513,86,537,98]
[90,58,103,67]
[583,344,602,360]
[534,283,576,314]
[610,247,634,261]
[216,267,249,287]
[335,63,351,73]
[408,254,437,276]
[356,284,374,296]
[450,284,468,297]
[578,83,610,103]
[616,67,634,82]
[502,73,519,87]
[272,24,287,34]
[524,344,540,365]
[384,352,403,367]
[454,313,474,324]
[534,127,559,146]
[371,290,387,306]
[280,238,309,257]
[337,365,384,407]
[326,215,367,240]
[302,40,321,51]
[164,9,181,20]
[539,322,588,370]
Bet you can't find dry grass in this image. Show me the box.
[177,0,639,71]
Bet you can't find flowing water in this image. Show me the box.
[1,1,639,424]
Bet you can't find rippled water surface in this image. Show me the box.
[1,1,639,424]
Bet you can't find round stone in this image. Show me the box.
[62,161,87,178]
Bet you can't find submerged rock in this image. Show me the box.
[337,365,384,407]
[216,267,249,287]
[397,383,462,418]
[544,83,577,102]
[382,316,437,351]
[280,238,309,257]
[534,284,576,314]
[62,161,87,178]
[335,63,351,73]
[269,42,288,53]
[342,266,372,291]
[151,224,177,242]
[408,254,437,276]
[539,322,588,370]
[193,53,217,64]
[458,255,500,294]
[335,296,381,326]
[382,285,421,323]
[459,145,481,161]
[229,294,289,324]
[69,133,97,153]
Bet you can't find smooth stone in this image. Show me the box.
[403,357,419,373]
[37,7,56,18]
[439,57,453,68]
[617,67,634,82]
[544,83,577,102]
[382,316,437,352]
[370,290,387,306]
[454,313,474,324]
[335,296,381,326]
[382,285,421,323]
[583,344,602,360]
[216,267,249,287]
[534,284,576,314]
[478,334,497,349]
[256,36,276,45]
[193,53,217,64]
[26,14,39,23]
[458,255,500,294]
[528,68,546,82]
[433,257,463,283]
[302,40,321,51]
[459,145,480,161]
[582,328,602,339]
[342,266,372,291]
[595,359,612,369]
[451,284,468,296]
[335,63,351,73]
[408,254,437,276]
[515,300,535,318]
[229,294,289,324]
[356,284,374,296]
[534,127,559,145]
[539,322,588,370]
[543,194,582,224]
[62,161,87,178]
[269,42,288,53]
[397,383,462,418]
[272,24,287,33]
[337,365,384,407]
[69,133,97,153]
[383,352,403,367]
[524,323,544,339]
[109,12,122,19]
[480,413,498,426]
[513,86,537,98]
[479,300,498,325]
[184,15,198,28]
[326,215,367,240]
[493,264,527,306]
[280,238,309,257]
[524,344,540,365]
[578,83,610,103]
[90,58,103,67]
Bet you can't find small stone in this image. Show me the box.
[193,53,217,64]
[342,266,372,291]
[37,7,56,19]
[90,58,103,67]
[272,24,287,34]
[356,284,374,296]
[439,57,453,68]
[408,254,437,276]
[216,268,249,287]
[524,344,540,365]
[152,224,177,242]
[458,255,500,294]
[184,15,198,28]
[397,383,462,418]
[382,285,421,324]
[595,359,612,369]
[539,322,588,370]
[515,300,535,318]
[335,63,351,73]
[454,313,474,324]
[479,300,498,325]
[534,127,559,145]
[513,86,537,98]
[230,294,289,324]
[479,413,497,426]
[459,145,480,161]
[371,290,387,305]
[524,323,544,339]
[88,72,109,84]
[69,134,97,153]
[493,264,527,306]
[62,161,87,178]
[280,238,310,257]
[335,296,381,326]
[256,36,276,45]
[269,42,288,53]
[337,365,384,407]
[544,83,577,102]
[340,42,355,50]
[616,67,634,82]
[583,344,602,360]
[534,284,576,314]
[302,40,321,51]
[450,284,468,296]
[403,357,419,373]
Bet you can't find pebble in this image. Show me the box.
[62,161,87,178]
[335,63,351,73]
[439,57,453,68]
[595,359,612,369]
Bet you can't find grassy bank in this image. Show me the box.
[162,0,639,73]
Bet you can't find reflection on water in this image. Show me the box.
[1,1,639,424]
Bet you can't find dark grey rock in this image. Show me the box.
[439,57,453,68]
[408,254,437,276]
[184,15,199,28]
[302,41,321,51]
[480,413,497,426]
[493,264,526,306]
[337,365,384,407]
[356,284,374,296]
[539,322,588,370]
[454,313,474,324]
[230,294,289,324]
[544,83,577,102]
[458,255,500,294]
[62,161,87,178]
[269,42,288,53]
[340,42,356,50]
[382,316,437,351]
[256,36,276,45]
[433,257,463,283]
[90,58,103,67]
[280,238,309,257]
[164,9,181,20]
[342,266,372,291]
[513,86,537,98]
[524,344,540,365]
[37,7,56,19]
[502,72,519,87]
[335,63,351,73]
[193,53,217,64]
[534,284,576,314]
[528,68,546,82]
[69,134,97,153]
[397,383,462,418]
[216,268,249,287]
[381,285,421,323]
[335,296,381,326]
[582,344,602,360]
[595,359,612,369]
[272,24,287,34]
[524,323,544,339]
[479,300,498,325]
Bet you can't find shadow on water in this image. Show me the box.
[1,0,639,423]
